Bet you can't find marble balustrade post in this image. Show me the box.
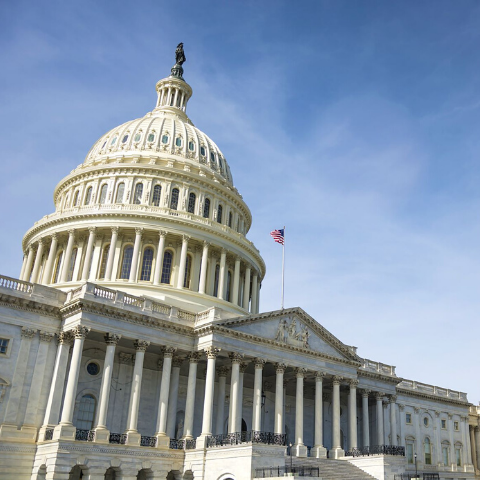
[215,367,229,435]
[43,234,58,285]
[313,372,327,458]
[31,240,45,283]
[128,228,143,282]
[274,363,286,434]
[294,368,307,457]
[183,353,200,439]
[104,227,119,281]
[60,230,75,283]
[252,358,265,431]
[330,376,344,459]
[348,379,359,450]
[166,356,183,438]
[155,347,176,442]
[81,227,96,281]
[228,353,242,433]
[198,241,209,294]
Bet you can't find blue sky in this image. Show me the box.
[1,1,479,404]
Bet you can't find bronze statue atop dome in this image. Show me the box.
[171,42,186,80]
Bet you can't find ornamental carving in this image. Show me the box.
[104,333,121,345]
[57,331,73,345]
[39,331,54,343]
[172,356,184,368]
[362,389,371,398]
[239,362,249,373]
[216,366,229,377]
[332,375,343,385]
[375,392,385,400]
[187,352,201,363]
[133,340,150,352]
[21,327,36,339]
[274,318,310,349]
[275,363,287,374]
[72,326,90,339]
[119,352,134,365]
[295,367,307,377]
[315,371,326,380]
[254,358,266,369]
[229,352,244,364]
[205,346,220,359]
[163,346,177,358]
[348,379,359,388]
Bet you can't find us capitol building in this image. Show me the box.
[0,45,479,480]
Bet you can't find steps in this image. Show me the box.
[286,456,378,480]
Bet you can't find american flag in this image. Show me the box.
[270,228,285,245]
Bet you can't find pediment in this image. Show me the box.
[217,308,359,362]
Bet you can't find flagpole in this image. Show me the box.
[281,226,285,310]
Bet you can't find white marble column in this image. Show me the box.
[166,356,183,438]
[274,363,286,434]
[414,407,422,459]
[60,230,75,283]
[93,333,121,442]
[124,340,149,445]
[398,404,405,447]
[215,367,228,435]
[153,231,167,285]
[475,426,480,472]
[19,252,28,280]
[232,256,241,305]
[348,379,358,451]
[198,241,210,294]
[251,272,258,314]
[228,353,242,433]
[155,346,176,446]
[31,240,45,283]
[218,249,227,299]
[243,265,251,310]
[129,228,143,282]
[42,234,58,284]
[462,416,472,465]
[471,425,478,471]
[81,227,96,281]
[375,392,385,447]
[176,235,190,288]
[389,395,398,446]
[183,353,200,439]
[293,368,307,457]
[235,362,247,432]
[104,227,119,281]
[362,390,371,448]
[252,358,265,431]
[313,372,327,458]
[330,375,344,459]
[22,247,35,281]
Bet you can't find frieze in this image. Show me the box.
[275,318,310,349]
[0,294,61,320]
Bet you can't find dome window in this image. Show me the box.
[162,135,169,144]
[210,152,216,163]
[120,246,134,279]
[200,146,206,157]
[187,192,196,214]
[115,183,125,203]
[134,133,142,142]
[99,184,108,204]
[147,133,155,143]
[140,247,154,281]
[203,198,210,218]
[110,136,118,146]
[161,250,173,284]
[217,204,223,223]
[188,141,195,151]
[121,134,129,144]
[133,183,143,205]
[175,137,182,147]
[101,141,107,149]
[84,187,93,206]
[152,185,162,207]
[218,157,223,171]
[170,188,179,210]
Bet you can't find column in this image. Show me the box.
[215,367,228,435]
[104,227,119,281]
[183,353,200,439]
[475,427,480,472]
[232,257,241,305]
[313,372,327,458]
[81,227,96,281]
[19,252,28,280]
[31,240,45,283]
[228,353,242,433]
[375,392,385,447]
[22,246,35,281]
[176,235,190,288]
[330,375,344,459]
[153,231,166,285]
[469,425,476,470]
[348,379,359,451]
[463,416,472,465]
[414,407,422,459]
[93,333,121,443]
[389,395,398,446]
[256,282,261,313]
[198,347,220,447]
[251,272,258,314]
[55,326,90,440]
[155,346,176,446]
[362,390,371,448]
[23,332,55,429]
[274,363,286,434]
[218,249,227,299]
[252,358,265,431]
[60,230,75,283]
[398,404,405,447]
[243,265,251,310]
[235,362,247,433]
[128,228,143,282]
[43,234,58,284]
[293,368,307,457]
[198,241,209,294]
[166,356,183,438]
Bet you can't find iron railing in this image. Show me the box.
[206,431,286,448]
[255,466,320,478]
[140,436,157,447]
[394,475,439,480]
[109,433,127,444]
[346,445,405,457]
[185,438,196,449]
[170,438,185,449]
[44,428,54,441]
[75,429,95,442]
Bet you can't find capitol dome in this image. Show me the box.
[20,49,265,315]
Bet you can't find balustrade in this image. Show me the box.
[75,429,95,442]
[206,430,286,448]
[0,275,33,293]
[254,466,320,478]
[346,445,405,457]
[109,433,127,444]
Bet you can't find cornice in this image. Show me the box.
[357,369,403,385]
[0,293,61,320]
[396,386,470,407]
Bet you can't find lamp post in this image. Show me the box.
[414,453,418,479]
[289,442,293,471]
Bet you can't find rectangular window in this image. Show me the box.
[442,446,449,466]
[0,338,9,355]
[454,421,459,431]
[441,419,447,429]
[406,413,412,424]
[406,444,414,464]
[455,448,461,466]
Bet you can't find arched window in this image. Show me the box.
[406,437,415,464]
[53,252,63,283]
[170,188,179,210]
[115,183,125,204]
[161,250,173,284]
[84,187,93,205]
[67,248,77,282]
[424,437,431,465]
[152,185,162,206]
[140,247,154,281]
[119,246,134,279]
[217,204,223,224]
[133,183,143,204]
[228,211,233,228]
[76,394,96,430]
[98,245,110,279]
[203,198,210,218]
[73,190,80,207]
[183,254,192,288]
[213,264,220,297]
[187,192,196,214]
[99,184,108,204]
[226,270,232,301]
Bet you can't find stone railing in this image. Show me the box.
[206,431,286,448]
[255,466,319,478]
[398,379,468,402]
[0,275,33,294]
[360,358,397,376]
[346,445,405,457]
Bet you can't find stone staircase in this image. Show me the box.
[287,456,378,480]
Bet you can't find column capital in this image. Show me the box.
[235,255,241,263]
[119,352,134,365]
[220,247,227,255]
[295,367,307,378]
[375,391,385,400]
[135,227,144,236]
[239,362,249,373]
[172,356,184,368]
[51,232,58,241]
[361,389,371,398]
[37,238,44,246]
[72,326,90,339]
[332,375,343,385]
[229,352,244,364]
[398,403,405,411]
[203,240,210,248]
[389,394,397,404]
[133,340,150,352]
[475,426,479,433]
[315,371,326,380]
[414,406,421,414]
[182,234,190,242]
[275,362,287,374]
[57,331,73,345]
[111,226,119,234]
[162,346,177,358]
[157,359,163,370]
[39,331,54,343]
[104,333,121,345]
[205,346,221,359]
[434,410,441,417]
[21,327,36,339]
[68,229,76,237]
[159,230,167,239]
[348,378,359,388]
[216,366,229,377]
[187,352,201,363]
[254,358,266,369]
[88,226,96,234]
[448,413,453,419]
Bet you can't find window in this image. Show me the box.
[406,413,412,424]
[67,248,77,282]
[152,185,162,206]
[226,270,232,301]
[120,246,134,279]
[175,137,182,147]
[210,152,215,163]
[203,198,210,218]
[76,394,96,430]
[101,141,107,149]
[406,443,414,464]
[183,254,192,288]
[188,141,195,151]
[133,183,143,204]
[122,134,129,144]
[140,247,154,281]
[86,362,100,376]
[187,192,196,214]
[213,264,220,297]
[99,184,108,204]
[200,146,206,156]
[147,133,155,142]
[110,136,118,146]
[424,437,431,465]
[454,421,459,431]
[441,419,446,429]
[115,183,125,203]
[218,156,224,171]
[53,252,63,283]
[455,447,462,466]
[84,187,93,205]
[228,211,233,228]
[0,338,9,355]
[217,204,223,223]
[134,133,141,142]
[98,245,110,279]
[162,134,169,144]
[442,444,449,466]
[73,190,80,207]
[161,250,173,284]
[423,417,429,427]
[170,188,179,210]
